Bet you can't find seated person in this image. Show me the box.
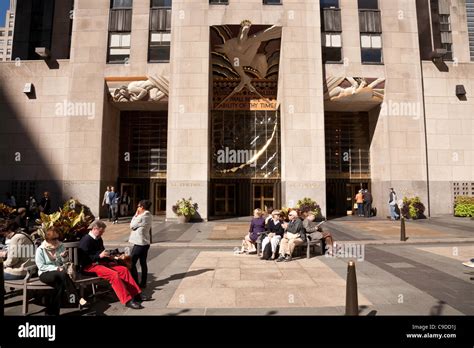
[240,209,265,254]
[277,210,306,262]
[79,220,143,309]
[35,227,86,315]
[303,212,335,255]
[1,220,35,280]
[260,210,284,260]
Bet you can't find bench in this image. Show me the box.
[4,241,105,315]
[256,234,324,259]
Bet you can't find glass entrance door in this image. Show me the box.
[214,184,236,216]
[253,184,275,212]
[120,183,145,214]
[153,182,166,215]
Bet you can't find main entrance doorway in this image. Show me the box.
[118,111,167,215]
[325,112,372,218]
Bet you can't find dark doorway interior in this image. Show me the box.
[325,112,371,218]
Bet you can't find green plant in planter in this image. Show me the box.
[296,197,322,218]
[172,198,198,220]
[35,199,95,242]
[454,196,474,217]
[401,196,426,220]
[0,203,16,219]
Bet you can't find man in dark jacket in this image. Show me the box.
[79,220,143,309]
[39,191,52,214]
[277,210,306,262]
[364,190,373,218]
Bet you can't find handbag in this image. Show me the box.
[63,262,77,281]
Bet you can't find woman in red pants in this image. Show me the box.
[78,220,143,309]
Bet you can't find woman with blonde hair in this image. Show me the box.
[240,208,265,254]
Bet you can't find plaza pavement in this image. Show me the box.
[3,215,474,316]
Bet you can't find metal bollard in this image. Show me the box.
[0,258,4,317]
[400,216,406,242]
[345,260,359,316]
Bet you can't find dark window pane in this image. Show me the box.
[149,45,170,61]
[361,48,382,63]
[263,0,281,4]
[322,8,342,31]
[323,47,342,62]
[209,0,228,3]
[359,10,381,33]
[358,0,378,9]
[109,9,133,31]
[320,0,339,8]
[108,53,129,63]
[150,8,171,30]
[112,0,133,8]
[151,0,172,7]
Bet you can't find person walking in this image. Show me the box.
[120,191,131,217]
[108,187,119,224]
[388,188,400,221]
[355,190,364,217]
[102,186,111,221]
[129,200,152,289]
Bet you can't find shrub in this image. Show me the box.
[454,196,474,217]
[296,197,322,218]
[35,199,95,242]
[401,196,426,220]
[0,203,16,219]
[172,197,198,218]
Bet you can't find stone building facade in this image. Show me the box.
[0,0,472,220]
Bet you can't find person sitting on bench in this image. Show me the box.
[1,220,35,280]
[35,226,86,315]
[79,220,143,310]
[277,210,306,262]
[260,210,284,260]
[303,212,334,255]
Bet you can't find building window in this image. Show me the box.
[210,0,228,4]
[263,0,282,4]
[361,34,382,63]
[108,0,133,63]
[467,0,474,61]
[7,39,12,45]
[321,0,342,63]
[439,14,453,60]
[149,0,171,62]
[359,0,382,63]
[8,31,12,36]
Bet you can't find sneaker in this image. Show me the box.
[462,261,474,268]
[276,255,286,262]
[126,300,143,309]
[79,298,88,306]
[284,255,292,262]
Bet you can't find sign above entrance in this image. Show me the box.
[211,21,282,111]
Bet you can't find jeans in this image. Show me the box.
[110,205,118,221]
[105,204,111,221]
[39,271,78,315]
[130,244,150,287]
[389,204,399,220]
[120,204,129,217]
[357,203,363,216]
[364,202,372,217]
